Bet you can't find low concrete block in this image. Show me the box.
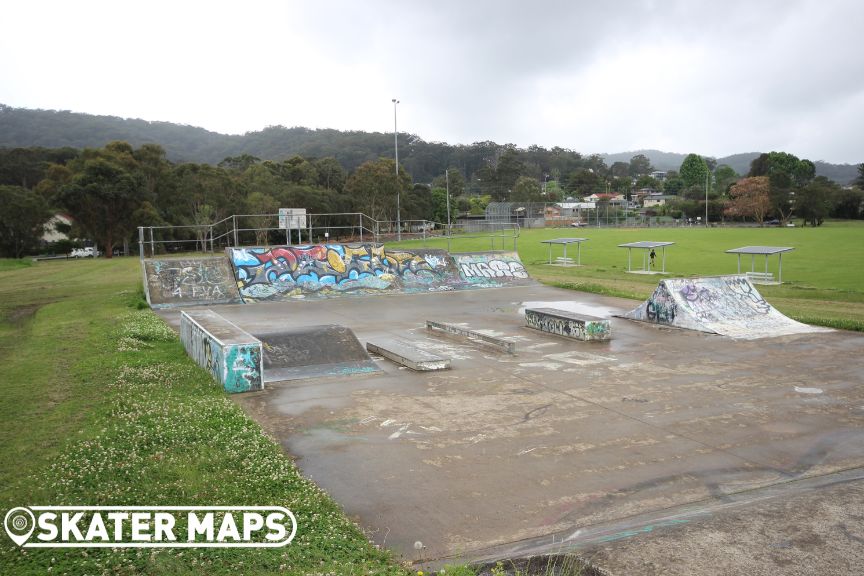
[426,320,517,354]
[525,308,611,341]
[366,339,451,371]
[180,310,263,393]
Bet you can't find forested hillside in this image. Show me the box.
[1,104,859,185]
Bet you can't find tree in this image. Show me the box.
[831,188,863,219]
[510,175,542,202]
[494,147,524,192]
[713,165,739,196]
[245,191,280,244]
[0,185,51,257]
[564,169,601,197]
[795,176,837,226]
[431,168,465,197]
[749,152,816,223]
[430,188,457,224]
[313,157,346,192]
[664,176,685,195]
[629,154,653,177]
[679,154,709,189]
[173,163,239,250]
[344,158,411,224]
[610,162,630,178]
[725,176,770,224]
[855,163,864,189]
[56,143,151,258]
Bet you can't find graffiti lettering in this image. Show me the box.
[145,258,240,306]
[459,260,528,279]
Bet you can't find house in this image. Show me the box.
[554,202,596,217]
[583,193,626,205]
[642,194,678,208]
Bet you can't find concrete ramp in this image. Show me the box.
[227,244,533,303]
[229,244,464,302]
[143,257,241,308]
[623,275,830,339]
[253,325,380,382]
[454,251,533,288]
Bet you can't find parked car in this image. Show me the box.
[764,219,781,226]
[570,221,587,228]
[69,247,100,258]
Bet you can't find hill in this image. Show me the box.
[601,149,859,184]
[0,104,859,184]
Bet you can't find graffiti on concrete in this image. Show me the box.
[624,275,829,339]
[180,311,262,393]
[229,244,444,301]
[673,276,772,323]
[455,253,529,284]
[525,308,611,341]
[646,285,677,323]
[144,258,241,306]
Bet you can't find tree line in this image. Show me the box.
[0,142,862,259]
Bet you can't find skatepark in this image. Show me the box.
[143,244,864,571]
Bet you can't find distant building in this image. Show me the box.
[643,194,678,208]
[650,171,668,182]
[41,213,73,243]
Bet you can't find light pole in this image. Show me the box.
[445,169,451,234]
[705,169,709,227]
[392,98,400,241]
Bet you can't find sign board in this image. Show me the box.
[278,208,307,229]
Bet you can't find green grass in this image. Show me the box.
[0,259,33,271]
[394,221,864,330]
[0,258,405,575]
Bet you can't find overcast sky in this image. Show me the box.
[2,0,863,164]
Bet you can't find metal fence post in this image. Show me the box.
[209,226,214,253]
[233,215,238,247]
[359,214,363,243]
[149,227,154,257]
[138,227,145,261]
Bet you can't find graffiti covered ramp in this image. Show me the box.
[142,257,242,308]
[227,244,534,303]
[623,275,830,339]
[253,324,380,382]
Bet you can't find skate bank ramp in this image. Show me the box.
[228,244,533,303]
[253,325,380,382]
[623,275,830,339]
[143,257,242,308]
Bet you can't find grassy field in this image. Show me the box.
[0,258,405,575]
[396,221,864,330]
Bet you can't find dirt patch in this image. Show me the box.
[472,553,611,576]
[3,303,48,326]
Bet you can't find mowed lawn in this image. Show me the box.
[398,221,864,330]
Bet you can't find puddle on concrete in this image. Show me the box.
[794,386,824,394]
[518,301,623,318]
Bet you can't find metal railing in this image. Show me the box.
[137,212,520,259]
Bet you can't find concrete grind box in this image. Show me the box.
[525,308,611,341]
[180,310,263,393]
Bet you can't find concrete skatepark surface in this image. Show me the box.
[156,283,864,573]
